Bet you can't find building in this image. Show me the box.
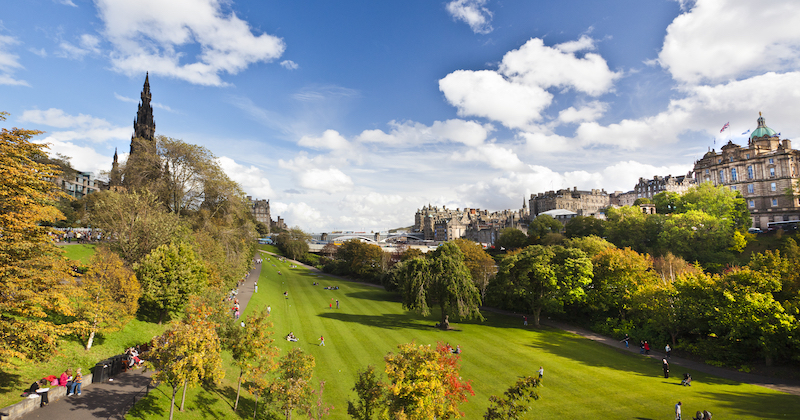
[247,196,272,230]
[632,174,695,201]
[413,202,529,244]
[109,73,157,188]
[529,187,610,218]
[51,171,106,199]
[692,113,800,229]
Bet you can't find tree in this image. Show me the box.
[564,235,615,258]
[154,136,219,215]
[453,238,496,301]
[148,304,223,420]
[135,241,209,324]
[653,191,680,214]
[90,190,185,264]
[657,209,736,270]
[231,308,278,411]
[564,215,605,238]
[0,113,80,363]
[496,228,528,251]
[528,214,563,243]
[78,248,141,349]
[306,381,334,420]
[270,348,316,420]
[588,247,659,320]
[347,365,385,420]
[604,206,664,254]
[275,228,311,260]
[399,242,483,327]
[495,245,593,326]
[679,182,751,232]
[484,376,540,420]
[335,240,386,280]
[383,342,474,419]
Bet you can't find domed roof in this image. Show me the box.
[751,112,777,139]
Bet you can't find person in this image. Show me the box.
[622,334,630,348]
[235,309,240,319]
[267,305,271,315]
[31,379,50,407]
[523,315,528,326]
[681,373,692,386]
[644,341,651,355]
[336,299,339,309]
[666,343,672,358]
[286,332,298,342]
[59,369,71,388]
[67,368,82,396]
[284,291,288,299]
[254,281,258,293]
[319,335,325,346]
[695,411,704,420]
[538,366,543,380]
[675,401,682,420]
[703,410,712,419]
[452,345,461,354]
[639,340,645,354]
[662,358,670,378]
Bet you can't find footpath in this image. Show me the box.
[8,259,263,420]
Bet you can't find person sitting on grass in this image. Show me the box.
[452,345,461,354]
[286,332,298,342]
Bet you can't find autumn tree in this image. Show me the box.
[78,248,141,349]
[135,241,209,324]
[231,308,279,411]
[484,376,540,420]
[0,113,80,362]
[453,238,496,301]
[563,235,615,258]
[383,342,474,419]
[270,347,316,420]
[399,242,483,327]
[347,365,385,420]
[587,247,659,320]
[679,182,751,232]
[494,245,592,326]
[306,381,334,420]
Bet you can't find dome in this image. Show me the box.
[750,113,777,139]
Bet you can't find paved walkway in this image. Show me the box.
[17,259,263,420]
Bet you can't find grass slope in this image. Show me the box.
[128,251,800,419]
[60,243,96,265]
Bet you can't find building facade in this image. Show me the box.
[692,113,800,229]
[632,174,695,201]
[529,187,610,218]
[413,202,529,244]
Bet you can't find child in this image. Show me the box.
[319,335,325,346]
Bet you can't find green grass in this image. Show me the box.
[60,244,97,265]
[127,249,800,419]
[0,319,166,409]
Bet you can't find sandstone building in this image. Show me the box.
[528,188,610,218]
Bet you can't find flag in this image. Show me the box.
[742,129,750,135]
[720,122,730,133]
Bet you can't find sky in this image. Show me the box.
[3,0,800,232]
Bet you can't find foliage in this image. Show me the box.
[496,228,528,251]
[383,342,474,419]
[276,228,312,261]
[492,245,592,326]
[651,252,700,283]
[135,241,209,324]
[653,191,680,214]
[77,247,141,349]
[679,182,751,232]
[484,376,540,420]
[452,238,496,301]
[334,239,387,281]
[306,381,334,420]
[398,242,483,325]
[564,235,615,258]
[604,206,664,254]
[230,308,279,411]
[657,209,737,270]
[527,215,563,244]
[269,347,316,420]
[564,215,605,238]
[347,365,385,420]
[0,115,80,363]
[587,247,659,319]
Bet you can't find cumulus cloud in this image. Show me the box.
[0,35,28,86]
[557,101,608,124]
[94,0,285,86]
[356,119,492,147]
[451,143,525,171]
[31,137,116,176]
[271,201,330,231]
[278,153,354,193]
[280,60,299,70]
[19,108,130,143]
[439,37,620,129]
[56,34,102,59]
[446,0,493,34]
[217,156,275,198]
[298,129,350,151]
[659,0,800,84]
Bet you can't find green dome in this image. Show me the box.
[750,114,777,139]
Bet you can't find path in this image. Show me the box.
[15,258,264,420]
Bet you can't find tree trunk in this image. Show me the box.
[234,370,242,410]
[670,331,677,347]
[169,386,177,420]
[533,307,542,327]
[159,309,167,325]
[253,393,259,419]
[180,382,187,411]
[86,329,96,350]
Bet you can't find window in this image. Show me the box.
[771,182,777,192]
[772,198,778,207]
[730,186,737,191]
[729,157,734,162]
[747,166,754,179]
[770,167,776,177]
[705,169,710,174]
[731,168,738,181]
[746,153,750,159]
[719,170,725,183]
[718,159,722,164]
[749,200,755,208]
[747,184,754,194]
[769,158,774,164]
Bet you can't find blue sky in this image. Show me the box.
[3,0,800,232]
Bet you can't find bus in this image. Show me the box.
[766,220,800,232]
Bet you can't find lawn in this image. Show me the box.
[60,243,97,265]
[127,250,800,419]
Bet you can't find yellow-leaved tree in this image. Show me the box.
[78,247,141,350]
[0,112,79,363]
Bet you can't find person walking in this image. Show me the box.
[254,281,258,293]
[523,315,528,326]
[267,305,271,315]
[644,341,651,355]
[639,340,645,354]
[538,366,543,380]
[319,335,325,346]
[336,299,339,309]
[675,401,682,420]
[665,343,672,358]
[662,358,670,378]
[621,334,630,348]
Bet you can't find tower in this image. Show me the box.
[130,72,156,156]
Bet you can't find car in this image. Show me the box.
[748,228,763,234]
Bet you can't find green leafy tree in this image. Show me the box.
[679,182,751,232]
[657,210,736,270]
[495,245,592,326]
[135,241,209,324]
[453,238,496,301]
[347,365,385,420]
[0,113,80,363]
[384,342,474,419]
[564,215,605,238]
[270,348,316,420]
[399,242,483,327]
[78,248,141,349]
[335,240,386,279]
[496,228,528,251]
[276,228,311,260]
[588,247,658,320]
[231,308,279,411]
[527,214,563,244]
[604,206,664,254]
[653,191,681,214]
[484,376,540,420]
[564,235,615,258]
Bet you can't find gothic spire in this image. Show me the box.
[133,72,155,142]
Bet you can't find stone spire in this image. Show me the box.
[131,72,156,151]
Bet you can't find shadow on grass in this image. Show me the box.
[698,389,800,418]
[0,367,22,395]
[124,390,166,419]
[193,391,231,419]
[318,312,436,331]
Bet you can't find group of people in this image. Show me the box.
[231,299,241,319]
[124,346,145,369]
[286,332,299,342]
[675,401,711,420]
[445,343,461,354]
[24,368,83,407]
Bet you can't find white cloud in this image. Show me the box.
[280,60,299,70]
[446,0,493,34]
[0,35,28,86]
[659,0,800,84]
[95,0,285,86]
[298,129,350,151]
[217,156,275,198]
[557,101,608,124]
[554,35,596,54]
[32,137,114,176]
[55,0,77,6]
[518,131,574,153]
[57,34,102,59]
[278,153,354,193]
[356,119,492,147]
[451,143,525,171]
[271,201,330,231]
